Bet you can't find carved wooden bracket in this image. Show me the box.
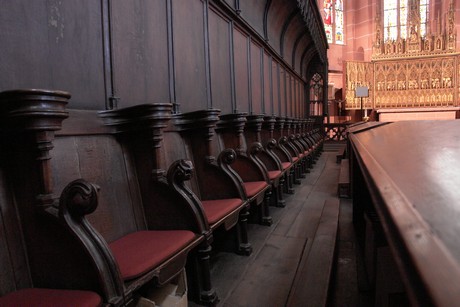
[173,109,221,158]
[216,113,247,155]
[0,89,70,210]
[98,103,173,180]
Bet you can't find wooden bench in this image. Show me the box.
[245,114,287,207]
[338,158,350,198]
[336,146,346,163]
[261,115,295,195]
[161,109,253,257]
[215,113,272,225]
[273,117,303,188]
[0,89,216,306]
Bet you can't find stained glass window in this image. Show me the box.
[322,0,344,45]
[383,0,430,41]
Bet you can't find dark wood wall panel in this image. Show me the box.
[111,0,170,107]
[233,28,250,113]
[52,136,139,243]
[280,66,287,116]
[283,17,305,72]
[295,36,310,78]
[0,0,325,116]
[272,61,280,115]
[263,52,272,115]
[223,0,235,10]
[172,0,208,112]
[0,0,106,109]
[208,8,233,114]
[287,74,293,117]
[239,0,267,37]
[250,41,263,114]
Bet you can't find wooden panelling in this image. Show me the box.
[172,0,208,112]
[266,1,297,55]
[208,7,233,114]
[233,28,250,113]
[282,16,306,70]
[111,0,170,107]
[250,41,263,114]
[51,136,141,242]
[263,52,272,115]
[294,35,311,76]
[279,67,286,116]
[272,61,280,115]
[0,0,326,117]
[239,0,267,37]
[0,0,106,109]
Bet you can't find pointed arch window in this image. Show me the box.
[322,0,344,45]
[309,73,324,116]
[383,0,430,41]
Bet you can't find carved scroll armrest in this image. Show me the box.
[165,159,209,234]
[59,179,124,303]
[250,141,281,171]
[211,148,246,199]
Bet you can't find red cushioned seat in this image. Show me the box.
[268,170,282,180]
[201,198,244,224]
[282,162,291,170]
[292,157,299,162]
[243,181,268,197]
[0,288,102,307]
[109,230,196,280]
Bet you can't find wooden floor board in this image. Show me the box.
[224,234,307,307]
[286,198,340,307]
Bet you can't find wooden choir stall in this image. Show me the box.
[0,89,324,306]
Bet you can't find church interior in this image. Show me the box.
[1,0,459,306]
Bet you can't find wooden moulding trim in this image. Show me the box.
[172,109,221,131]
[262,116,276,130]
[350,134,460,307]
[98,103,173,133]
[0,89,70,131]
[216,113,247,132]
[245,114,265,131]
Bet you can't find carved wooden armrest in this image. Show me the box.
[165,159,209,234]
[248,141,263,157]
[58,179,124,304]
[265,138,278,150]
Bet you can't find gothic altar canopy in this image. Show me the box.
[345,0,459,111]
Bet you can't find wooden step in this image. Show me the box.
[338,158,350,198]
[286,198,340,307]
[336,146,347,163]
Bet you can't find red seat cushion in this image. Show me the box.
[282,162,291,170]
[292,157,299,162]
[109,230,195,280]
[202,198,244,224]
[243,181,268,197]
[0,288,102,307]
[268,170,282,180]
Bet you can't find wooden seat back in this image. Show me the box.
[0,89,211,305]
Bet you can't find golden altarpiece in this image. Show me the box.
[345,0,459,114]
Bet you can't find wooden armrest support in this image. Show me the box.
[58,179,124,305]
